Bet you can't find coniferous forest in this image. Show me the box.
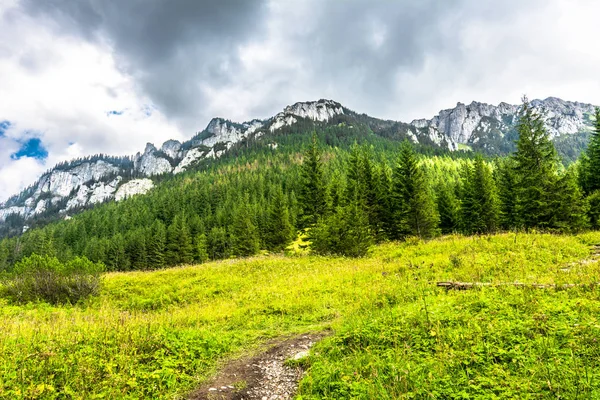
[0,98,598,272]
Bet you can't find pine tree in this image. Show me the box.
[265,187,294,252]
[310,197,372,257]
[195,233,209,263]
[299,133,327,227]
[461,157,499,234]
[127,232,147,270]
[107,234,128,271]
[166,214,193,265]
[207,226,229,260]
[436,183,461,234]
[513,97,559,229]
[580,108,600,194]
[551,168,588,231]
[495,158,518,230]
[231,198,260,257]
[392,141,439,239]
[587,191,600,229]
[147,220,166,269]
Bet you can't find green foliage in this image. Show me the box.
[460,156,499,234]
[392,141,439,239]
[436,183,461,234]
[0,254,103,305]
[513,98,560,229]
[231,197,260,257]
[299,133,327,227]
[579,108,600,194]
[2,233,600,398]
[588,191,600,230]
[495,157,518,229]
[264,187,294,252]
[310,202,372,258]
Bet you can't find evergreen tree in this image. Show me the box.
[551,168,588,231]
[587,191,600,230]
[231,197,260,257]
[166,215,193,265]
[195,233,209,263]
[299,133,327,227]
[392,141,439,239]
[106,234,128,271]
[580,108,600,194]
[495,158,518,230]
[127,232,147,270]
[513,97,559,229]
[310,199,372,257]
[147,220,166,269]
[436,183,461,234]
[265,187,294,252]
[207,226,229,260]
[460,157,499,234]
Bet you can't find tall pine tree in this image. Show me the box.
[299,133,327,227]
[579,108,600,194]
[513,97,559,229]
[392,141,439,239]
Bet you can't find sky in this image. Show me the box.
[1,0,600,201]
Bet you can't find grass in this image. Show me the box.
[2,232,600,399]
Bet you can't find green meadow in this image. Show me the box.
[2,232,600,399]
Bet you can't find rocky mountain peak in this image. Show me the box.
[1,96,597,227]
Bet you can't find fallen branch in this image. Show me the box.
[436,281,600,290]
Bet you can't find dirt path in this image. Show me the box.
[189,333,327,400]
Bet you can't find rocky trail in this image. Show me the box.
[189,333,327,400]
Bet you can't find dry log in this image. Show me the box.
[436,281,599,290]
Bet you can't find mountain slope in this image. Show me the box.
[0,97,595,226]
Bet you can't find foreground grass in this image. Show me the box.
[2,232,600,399]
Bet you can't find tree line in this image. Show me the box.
[0,98,598,270]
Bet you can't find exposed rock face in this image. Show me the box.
[0,97,596,224]
[270,99,344,132]
[115,179,154,201]
[410,97,595,150]
[135,143,173,176]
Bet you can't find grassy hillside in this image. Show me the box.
[2,232,600,399]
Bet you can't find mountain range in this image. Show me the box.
[0,97,596,226]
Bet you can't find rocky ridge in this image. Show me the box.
[0,97,596,224]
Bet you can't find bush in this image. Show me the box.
[0,254,104,305]
[310,204,372,257]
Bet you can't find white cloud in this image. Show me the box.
[0,3,185,201]
[2,0,600,201]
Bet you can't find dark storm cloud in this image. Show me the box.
[17,0,551,126]
[20,0,269,124]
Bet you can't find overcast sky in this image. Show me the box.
[1,0,599,201]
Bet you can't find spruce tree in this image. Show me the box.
[460,157,499,234]
[580,108,600,194]
[147,220,166,269]
[392,141,439,239]
[166,215,193,265]
[107,234,128,271]
[127,232,147,270]
[310,197,372,257]
[551,168,588,231]
[231,198,260,257]
[207,226,229,260]
[195,233,209,263]
[265,187,294,252]
[436,183,461,234]
[495,158,518,230]
[513,97,559,229]
[299,133,327,227]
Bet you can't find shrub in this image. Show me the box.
[310,204,372,257]
[0,254,104,305]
